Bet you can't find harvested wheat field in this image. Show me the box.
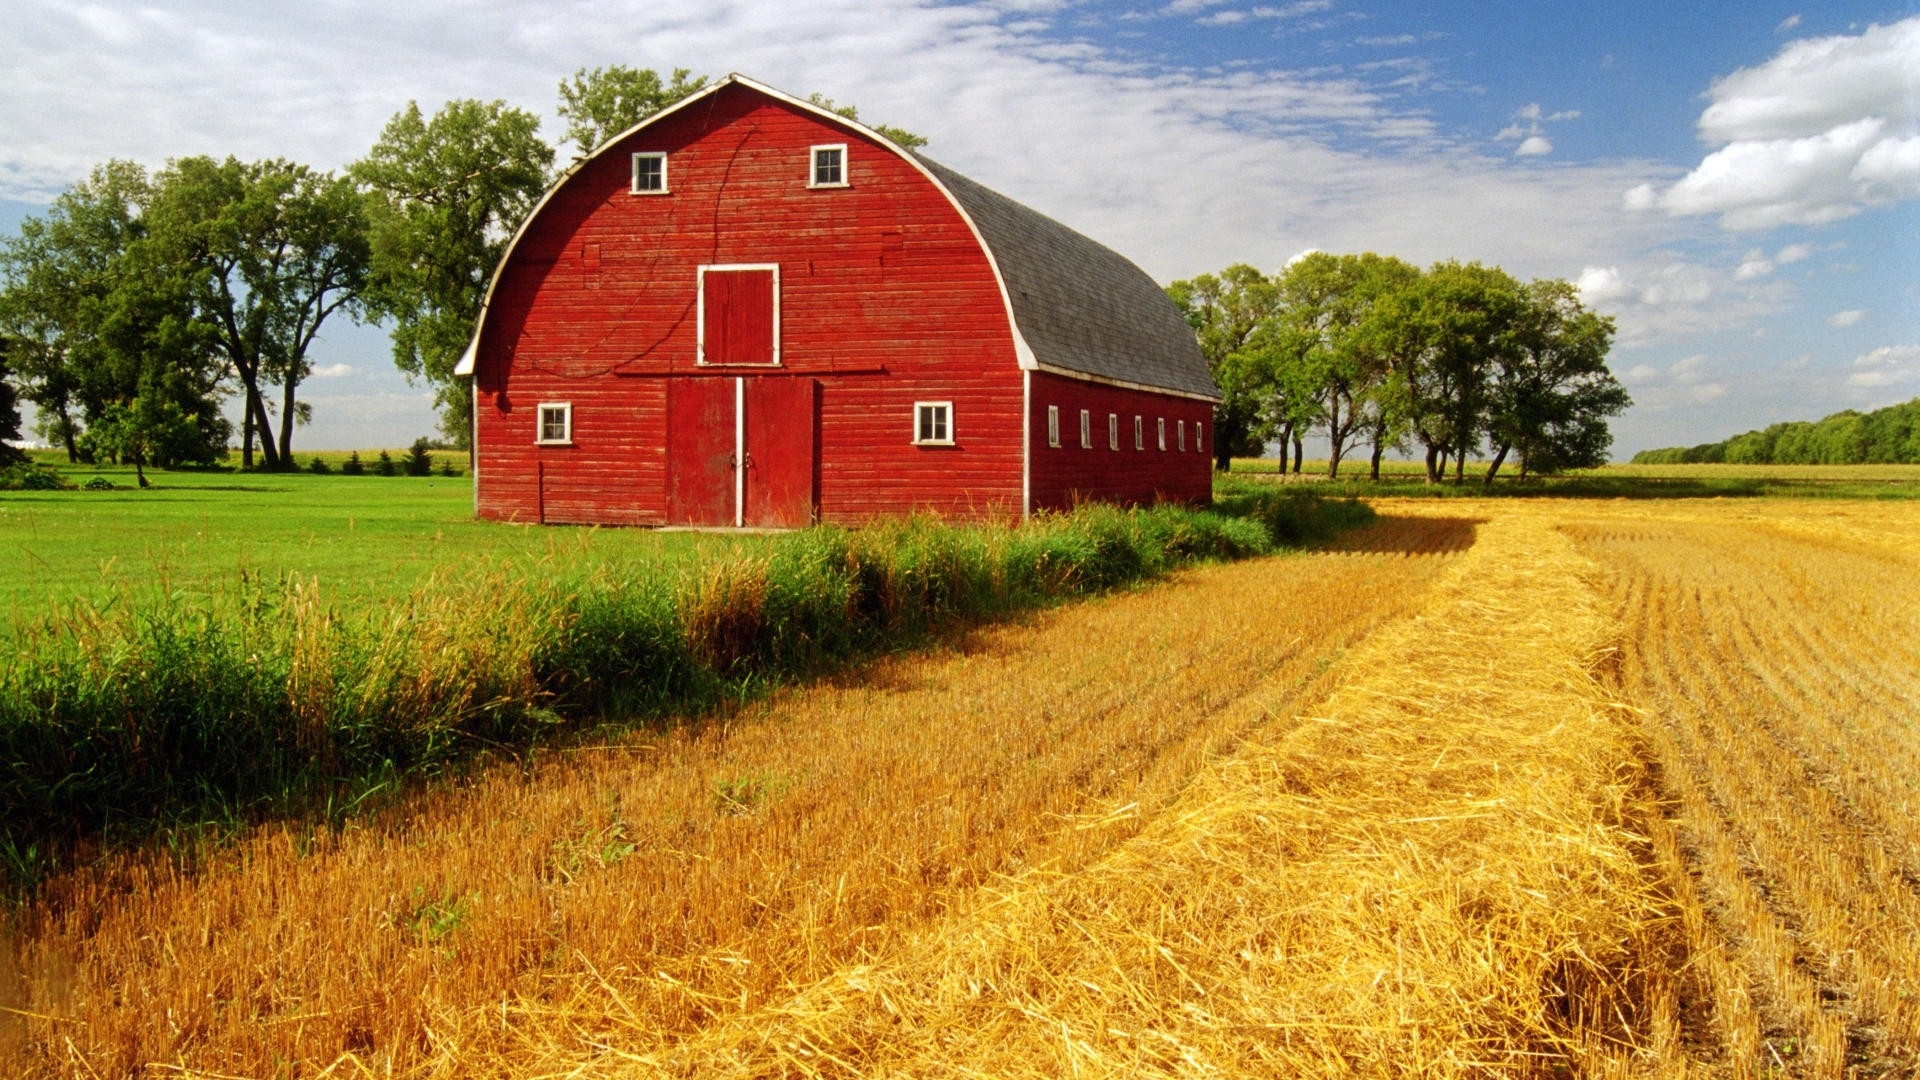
[0,514,1470,1076]
[6,499,1919,1078]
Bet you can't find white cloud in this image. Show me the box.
[1776,14,1801,34]
[311,362,356,378]
[1496,101,1577,157]
[0,0,1684,294]
[1733,240,1818,280]
[1845,344,1919,388]
[1628,16,1920,230]
[1827,308,1865,327]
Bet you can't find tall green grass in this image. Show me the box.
[0,495,1364,889]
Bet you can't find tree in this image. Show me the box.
[1376,262,1523,482]
[78,385,203,486]
[0,338,27,466]
[1481,279,1628,482]
[0,160,229,465]
[557,65,708,154]
[405,436,433,476]
[1167,265,1279,470]
[805,93,929,151]
[354,99,554,446]
[145,156,370,470]
[1272,252,1419,479]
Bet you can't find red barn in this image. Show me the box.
[455,75,1217,527]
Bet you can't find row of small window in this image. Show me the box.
[631,146,847,194]
[540,401,1193,451]
[1047,406,1199,453]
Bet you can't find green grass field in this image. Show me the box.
[0,456,760,620]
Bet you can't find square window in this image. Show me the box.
[914,401,953,445]
[1157,417,1166,451]
[810,144,847,188]
[1177,419,1186,451]
[631,152,667,194]
[537,402,572,445]
[1134,415,1144,451]
[1079,409,1091,449]
[1047,405,1060,448]
[1108,413,1119,451]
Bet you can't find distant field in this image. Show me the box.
[0,459,760,618]
[1229,456,1920,497]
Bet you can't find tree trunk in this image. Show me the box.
[1370,441,1384,481]
[1291,435,1304,474]
[241,400,254,470]
[277,377,300,466]
[1483,442,1510,487]
[1424,443,1441,483]
[58,406,78,463]
[1454,448,1467,483]
[247,385,281,471]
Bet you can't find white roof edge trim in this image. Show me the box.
[459,73,1041,380]
[1030,362,1223,404]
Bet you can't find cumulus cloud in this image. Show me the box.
[1827,308,1865,327]
[1846,344,1919,388]
[1732,241,1815,280]
[1627,16,1920,230]
[311,362,356,378]
[1620,353,1731,405]
[1495,101,1577,157]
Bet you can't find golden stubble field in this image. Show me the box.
[3,496,1918,1078]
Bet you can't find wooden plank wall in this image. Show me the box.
[472,84,1025,526]
[1025,371,1214,512]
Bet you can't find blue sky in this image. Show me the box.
[2,0,1917,455]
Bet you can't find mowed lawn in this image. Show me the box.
[0,460,762,619]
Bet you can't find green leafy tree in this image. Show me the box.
[1272,252,1420,478]
[1374,261,1524,482]
[354,99,554,446]
[145,156,370,470]
[1482,279,1628,482]
[0,338,27,465]
[77,386,202,486]
[1167,265,1279,470]
[805,93,929,151]
[0,160,229,465]
[557,65,708,154]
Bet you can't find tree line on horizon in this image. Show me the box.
[1632,396,1920,465]
[0,68,922,473]
[1170,255,1630,484]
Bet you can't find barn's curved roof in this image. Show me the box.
[914,157,1215,400]
[456,75,1216,403]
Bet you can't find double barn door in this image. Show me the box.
[667,376,816,528]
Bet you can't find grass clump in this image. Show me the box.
[0,496,1360,887]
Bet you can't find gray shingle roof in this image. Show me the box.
[916,156,1218,401]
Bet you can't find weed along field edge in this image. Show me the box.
[3,483,1919,1076]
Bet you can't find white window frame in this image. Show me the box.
[809,143,848,188]
[1079,408,1092,449]
[630,152,668,194]
[1157,417,1167,451]
[1108,413,1119,451]
[1196,422,1204,454]
[536,402,573,446]
[1134,415,1144,451]
[1177,419,1186,451]
[695,263,782,367]
[913,401,954,446]
[1047,405,1060,448]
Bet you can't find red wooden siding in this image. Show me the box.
[701,268,776,366]
[1026,372,1213,511]
[473,84,1024,525]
